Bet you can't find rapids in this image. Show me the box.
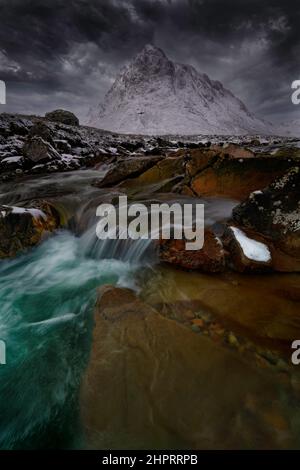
[0,168,299,449]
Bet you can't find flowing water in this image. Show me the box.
[0,230,143,449]
[0,169,299,449]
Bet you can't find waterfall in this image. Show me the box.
[79,223,158,265]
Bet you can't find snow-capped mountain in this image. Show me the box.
[88,44,273,136]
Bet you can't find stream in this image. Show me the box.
[0,168,299,449]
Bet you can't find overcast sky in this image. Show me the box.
[0,0,299,124]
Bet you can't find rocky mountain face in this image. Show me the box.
[88,44,273,136]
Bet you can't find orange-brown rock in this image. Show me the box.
[94,155,163,187]
[189,146,298,200]
[159,229,226,272]
[80,285,298,449]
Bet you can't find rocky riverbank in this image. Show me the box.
[0,112,299,449]
[1,112,299,273]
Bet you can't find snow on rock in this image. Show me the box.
[230,226,271,262]
[1,205,47,220]
[1,156,22,164]
[88,44,274,136]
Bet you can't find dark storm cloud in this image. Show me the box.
[0,0,299,123]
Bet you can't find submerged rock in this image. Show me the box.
[80,285,297,449]
[0,201,60,258]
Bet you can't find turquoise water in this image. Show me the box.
[0,231,137,449]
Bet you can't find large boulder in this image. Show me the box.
[45,109,79,126]
[80,285,298,449]
[0,201,60,258]
[119,154,186,193]
[28,120,54,144]
[94,156,163,188]
[159,229,226,272]
[188,147,298,200]
[23,136,60,163]
[232,167,300,271]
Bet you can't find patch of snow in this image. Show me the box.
[230,226,271,262]
[32,164,45,170]
[252,190,263,195]
[2,205,47,220]
[97,147,108,154]
[1,156,22,163]
[61,154,78,162]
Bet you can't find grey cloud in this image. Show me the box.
[0,0,299,123]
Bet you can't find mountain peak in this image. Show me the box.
[88,46,272,136]
[139,43,166,57]
[131,44,171,76]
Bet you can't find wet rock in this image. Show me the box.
[80,285,297,449]
[185,148,220,177]
[45,109,79,126]
[0,201,60,258]
[232,167,300,271]
[23,136,61,163]
[94,156,163,187]
[159,229,226,272]
[273,147,300,159]
[190,149,297,200]
[142,265,300,345]
[121,155,186,190]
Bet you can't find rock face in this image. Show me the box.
[0,202,60,258]
[88,44,272,135]
[80,285,298,449]
[23,136,60,163]
[45,109,79,126]
[159,229,226,272]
